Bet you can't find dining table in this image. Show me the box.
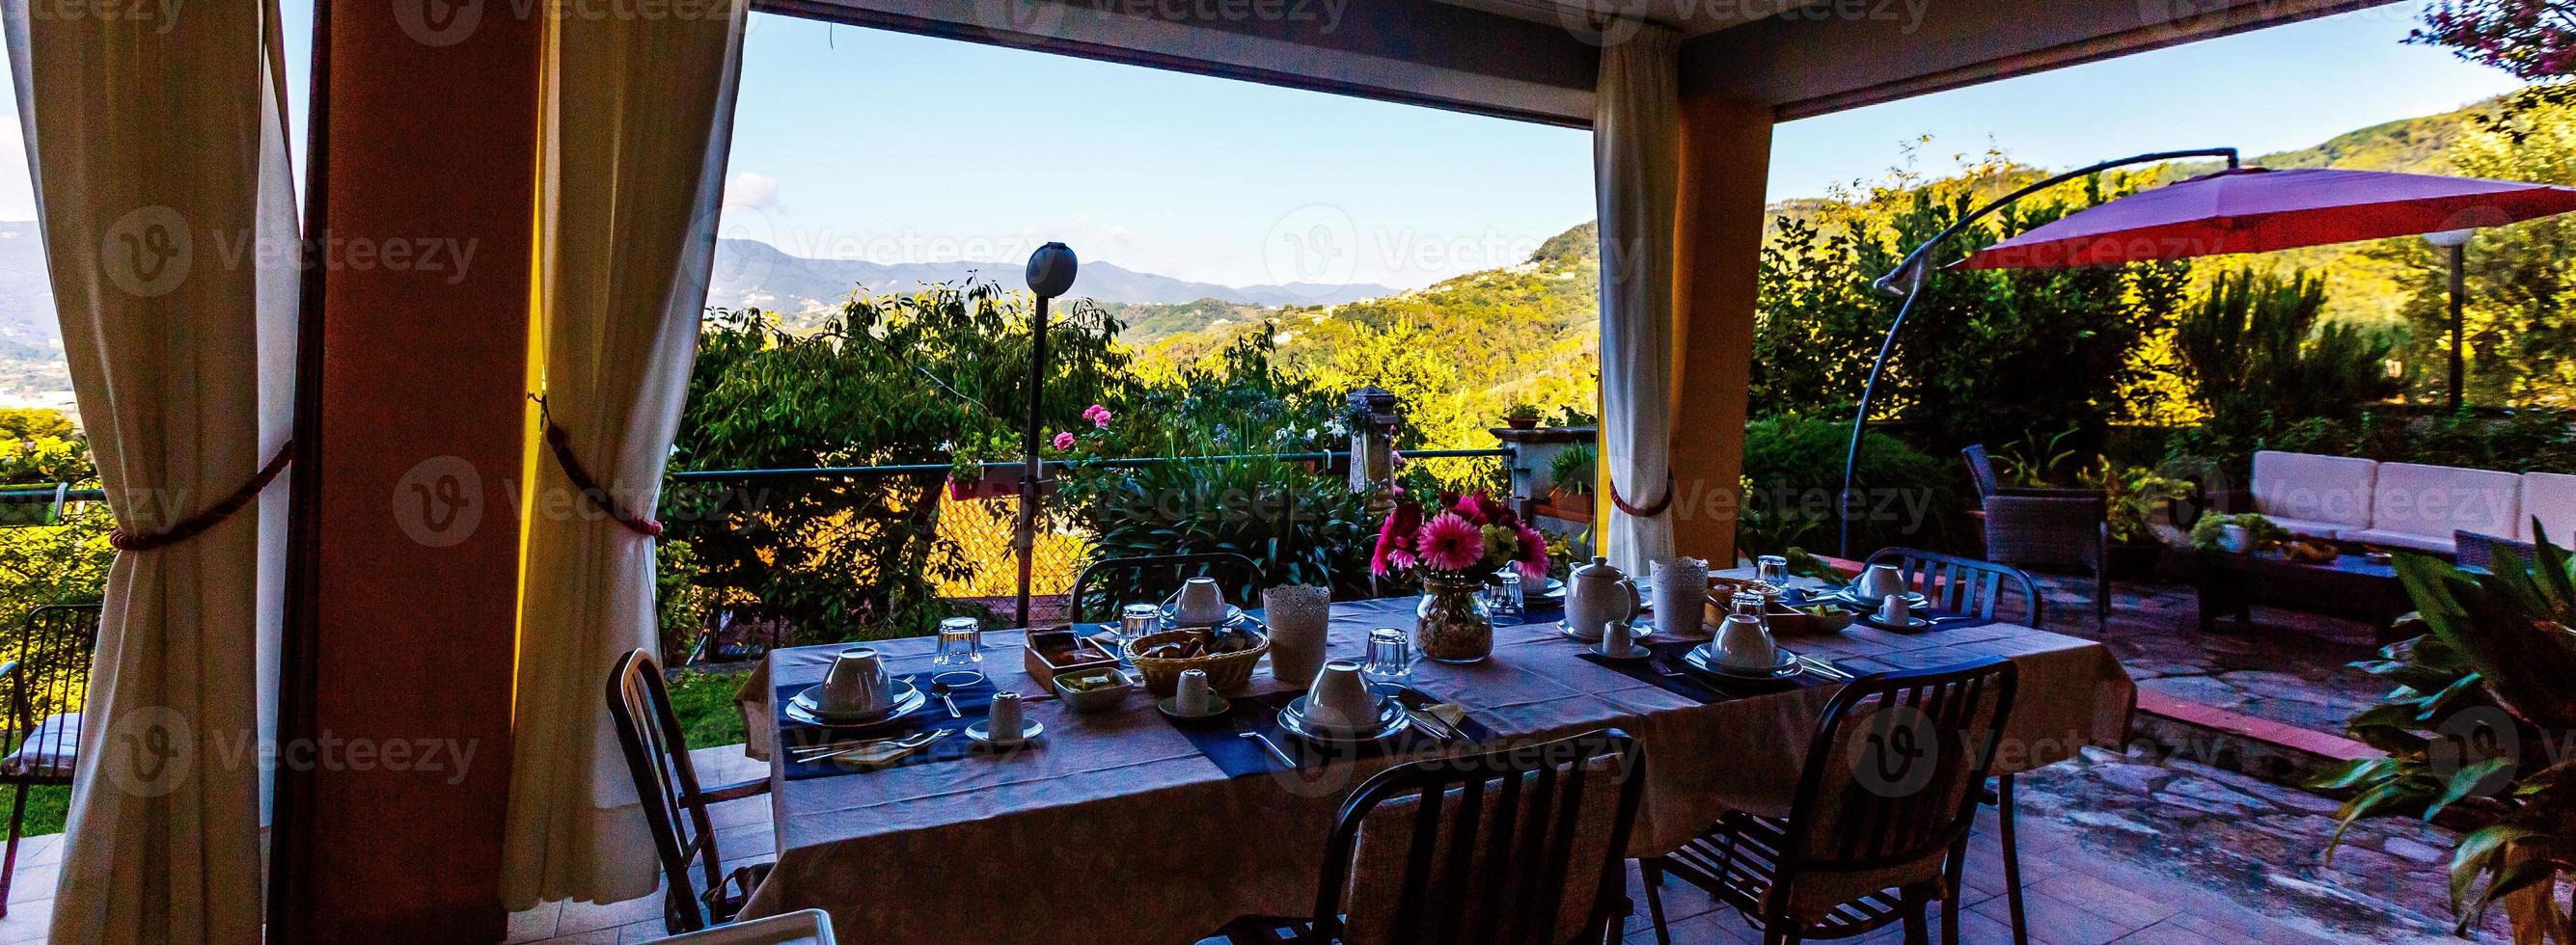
[732,570,2136,943]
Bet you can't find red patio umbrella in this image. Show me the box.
[1955,167,2576,270]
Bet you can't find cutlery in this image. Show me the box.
[1237,730,1298,769]
[1406,716,1451,742]
[1419,707,1467,741]
[1798,656,1854,681]
[789,729,937,759]
[797,729,946,765]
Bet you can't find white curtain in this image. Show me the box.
[1595,24,1682,576]
[504,0,749,908]
[6,0,295,942]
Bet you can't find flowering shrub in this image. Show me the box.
[1371,491,1548,581]
[2414,0,2576,81]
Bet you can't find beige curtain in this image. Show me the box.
[504,0,750,908]
[5,1,295,942]
[1595,23,1681,576]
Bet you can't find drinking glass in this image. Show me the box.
[1756,554,1792,595]
[1361,627,1416,685]
[1485,570,1524,616]
[935,616,983,669]
[1729,590,1768,625]
[1113,604,1160,651]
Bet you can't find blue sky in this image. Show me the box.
[0,1,2524,290]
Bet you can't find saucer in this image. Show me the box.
[1279,696,1410,745]
[1161,603,1250,630]
[1861,613,1935,632]
[1682,644,1803,682]
[1559,620,1655,644]
[1157,694,1233,720]
[1590,640,1655,662]
[966,717,1045,746]
[787,679,926,727]
[1832,588,1930,610]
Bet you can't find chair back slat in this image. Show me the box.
[1068,552,1266,624]
[1319,731,1644,945]
[1783,660,2016,886]
[1961,445,2000,500]
[1,605,101,785]
[1864,547,2042,628]
[606,649,731,933]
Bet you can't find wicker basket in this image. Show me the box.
[1125,628,1269,696]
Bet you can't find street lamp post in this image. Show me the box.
[2425,228,2476,412]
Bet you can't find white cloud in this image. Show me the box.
[725,172,781,211]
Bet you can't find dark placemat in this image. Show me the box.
[1787,587,1999,634]
[1165,686,1496,778]
[1579,640,1838,704]
[774,674,1008,781]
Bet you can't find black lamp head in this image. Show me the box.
[1027,242,1079,300]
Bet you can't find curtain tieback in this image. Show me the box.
[1609,469,1675,519]
[542,421,665,538]
[110,445,295,552]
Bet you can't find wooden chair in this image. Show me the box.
[607,649,774,935]
[0,604,99,916]
[1067,552,1266,624]
[1217,730,1647,945]
[2456,530,2538,574]
[1645,659,2018,945]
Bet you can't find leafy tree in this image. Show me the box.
[665,282,1133,643]
[2174,269,2403,443]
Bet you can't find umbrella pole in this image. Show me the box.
[1840,148,2241,558]
[2448,242,2466,413]
[1016,295,1051,628]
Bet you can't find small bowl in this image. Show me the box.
[1051,669,1135,714]
[1768,606,1856,635]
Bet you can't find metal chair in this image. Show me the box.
[1862,548,2046,628]
[1067,552,1266,624]
[0,604,99,916]
[607,649,775,935]
[2456,530,2539,574]
[1645,659,2018,945]
[1217,730,1647,945]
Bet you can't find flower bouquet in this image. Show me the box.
[1372,492,1548,662]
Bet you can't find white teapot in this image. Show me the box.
[1565,556,1642,642]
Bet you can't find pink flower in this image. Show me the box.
[1512,525,1549,582]
[1052,431,1077,451]
[1371,502,1424,578]
[1083,404,1112,429]
[1416,512,1485,573]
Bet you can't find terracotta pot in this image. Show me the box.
[1504,417,1540,430]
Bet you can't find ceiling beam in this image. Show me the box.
[1681,0,2406,120]
[756,0,1603,125]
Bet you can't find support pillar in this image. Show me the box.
[1668,94,1775,565]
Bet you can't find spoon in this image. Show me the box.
[790,729,939,761]
[929,670,983,719]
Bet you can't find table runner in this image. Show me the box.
[771,673,999,780]
[1577,641,1831,703]
[1164,686,1499,778]
[735,575,2135,944]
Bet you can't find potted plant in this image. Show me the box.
[1501,402,1544,430]
[2191,512,2286,554]
[2313,526,2576,942]
[1547,444,1596,513]
[2087,461,2192,577]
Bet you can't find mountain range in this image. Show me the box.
[704,238,1394,315]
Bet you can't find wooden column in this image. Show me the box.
[274,4,539,941]
[1668,94,1774,564]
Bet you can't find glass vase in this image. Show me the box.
[1415,571,1494,663]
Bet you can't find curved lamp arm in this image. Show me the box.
[1836,148,2240,558]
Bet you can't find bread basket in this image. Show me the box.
[1124,628,1269,696]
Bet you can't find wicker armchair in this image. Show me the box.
[1981,493,2111,626]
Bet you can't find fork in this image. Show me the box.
[1237,730,1298,769]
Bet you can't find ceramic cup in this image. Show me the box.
[1262,584,1332,684]
[986,690,1025,745]
[1306,660,1380,734]
[1856,564,1907,603]
[819,647,892,717]
[1878,594,1913,626]
[1172,577,1228,628]
[1598,613,1641,659]
[1652,557,1711,637]
[1176,668,1217,716]
[1715,613,1778,670]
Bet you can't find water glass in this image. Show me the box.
[1114,604,1160,650]
[935,616,983,668]
[1756,554,1792,595]
[1485,571,1524,615]
[1362,627,1416,684]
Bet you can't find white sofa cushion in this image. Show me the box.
[2524,472,2576,548]
[2260,516,2351,540]
[2343,527,2460,555]
[2368,462,2523,549]
[2252,451,2378,530]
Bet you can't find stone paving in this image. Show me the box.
[2024,573,2389,739]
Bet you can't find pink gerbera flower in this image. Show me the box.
[1416,512,1486,573]
[1512,525,1549,582]
[1371,502,1424,578]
